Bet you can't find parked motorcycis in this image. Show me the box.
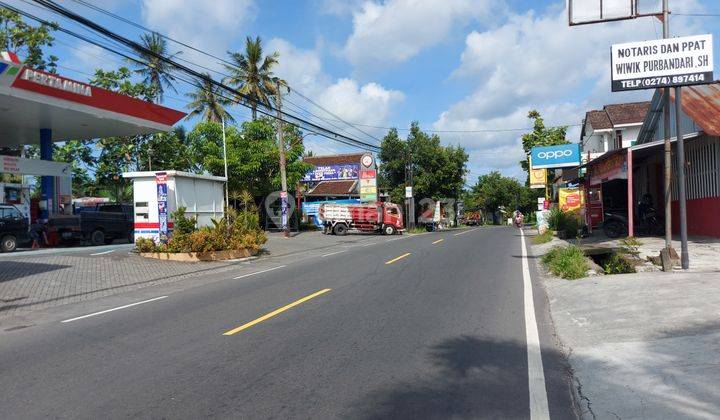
[602,206,663,238]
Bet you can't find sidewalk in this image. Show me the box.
[0,231,386,319]
[581,232,720,272]
[531,233,720,419]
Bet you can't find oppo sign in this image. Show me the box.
[530,144,581,169]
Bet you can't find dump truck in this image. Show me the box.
[318,202,404,235]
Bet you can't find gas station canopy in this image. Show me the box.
[0,55,186,146]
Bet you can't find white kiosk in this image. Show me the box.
[122,171,226,241]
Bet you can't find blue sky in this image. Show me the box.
[9,0,720,182]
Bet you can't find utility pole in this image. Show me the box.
[662,0,673,253]
[276,79,289,238]
[675,87,689,268]
[221,116,229,209]
[405,145,415,230]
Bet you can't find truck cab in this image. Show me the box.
[0,204,29,252]
[381,202,404,234]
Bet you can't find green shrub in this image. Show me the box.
[603,253,636,274]
[533,230,553,244]
[542,245,589,279]
[171,207,197,236]
[547,207,565,231]
[559,212,580,236]
[135,237,159,253]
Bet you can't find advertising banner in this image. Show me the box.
[359,153,377,203]
[155,172,169,243]
[558,188,584,213]
[611,34,713,92]
[529,165,547,189]
[589,152,627,185]
[302,164,359,182]
[530,144,581,169]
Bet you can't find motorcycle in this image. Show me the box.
[602,207,663,238]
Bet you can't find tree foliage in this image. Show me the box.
[189,119,311,198]
[0,9,58,72]
[185,74,235,123]
[519,110,568,175]
[379,122,468,205]
[131,32,180,102]
[466,171,535,215]
[224,36,282,120]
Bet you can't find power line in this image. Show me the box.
[674,13,720,17]
[11,0,379,152]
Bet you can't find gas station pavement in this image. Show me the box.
[0,231,402,320]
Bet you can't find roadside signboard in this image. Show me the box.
[558,188,584,213]
[530,144,581,169]
[302,163,359,182]
[405,186,413,198]
[359,153,377,202]
[611,34,713,92]
[155,172,169,243]
[529,157,547,188]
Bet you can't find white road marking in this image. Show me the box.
[362,242,377,247]
[520,229,550,419]
[233,265,286,279]
[90,249,115,256]
[321,250,346,257]
[61,296,168,323]
[453,227,479,236]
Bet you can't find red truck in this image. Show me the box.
[318,202,404,235]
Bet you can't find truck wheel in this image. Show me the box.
[90,229,106,246]
[1,235,17,252]
[383,225,397,235]
[333,223,348,236]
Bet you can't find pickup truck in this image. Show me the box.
[0,204,30,252]
[49,203,134,246]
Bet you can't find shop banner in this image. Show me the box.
[558,188,584,213]
[529,166,547,189]
[302,164,359,182]
[530,144,581,169]
[611,34,713,92]
[589,152,627,185]
[155,172,169,243]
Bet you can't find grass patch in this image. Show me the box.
[406,227,429,234]
[542,245,588,279]
[602,253,636,274]
[533,230,553,244]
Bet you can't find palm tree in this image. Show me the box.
[133,32,180,102]
[185,74,235,123]
[224,36,283,120]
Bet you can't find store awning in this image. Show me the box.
[669,83,720,137]
[0,58,185,146]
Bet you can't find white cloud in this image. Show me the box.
[266,39,403,126]
[68,43,119,75]
[141,0,256,58]
[435,0,708,180]
[318,0,365,16]
[343,0,502,70]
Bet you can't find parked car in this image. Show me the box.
[0,204,30,252]
[49,203,133,246]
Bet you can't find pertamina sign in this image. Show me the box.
[611,34,713,92]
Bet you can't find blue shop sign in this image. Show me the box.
[530,144,581,169]
[302,164,359,182]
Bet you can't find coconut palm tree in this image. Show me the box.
[185,74,235,123]
[224,36,283,120]
[133,32,180,102]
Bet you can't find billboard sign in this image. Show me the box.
[530,144,581,169]
[611,34,713,92]
[359,153,377,202]
[155,172,169,243]
[302,164,359,182]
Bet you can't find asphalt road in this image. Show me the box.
[0,227,577,419]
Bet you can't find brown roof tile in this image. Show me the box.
[586,110,612,130]
[307,180,357,196]
[303,153,364,166]
[604,101,651,126]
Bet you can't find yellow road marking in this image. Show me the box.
[432,239,444,244]
[385,252,411,265]
[222,288,331,336]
